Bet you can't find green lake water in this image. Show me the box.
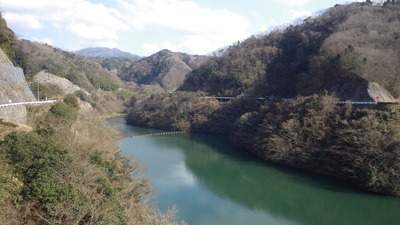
[109,118,400,225]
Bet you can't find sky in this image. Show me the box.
[0,0,368,56]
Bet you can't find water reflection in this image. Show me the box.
[110,118,400,225]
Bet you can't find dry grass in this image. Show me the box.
[0,100,183,224]
[0,119,32,139]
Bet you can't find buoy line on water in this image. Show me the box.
[121,130,190,141]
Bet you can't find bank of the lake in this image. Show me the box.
[110,118,400,225]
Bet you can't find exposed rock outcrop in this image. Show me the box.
[34,70,89,96]
[326,81,396,102]
[0,49,35,123]
[33,70,96,116]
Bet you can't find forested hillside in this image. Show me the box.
[119,49,209,91]
[180,2,400,100]
[0,12,17,64]
[1,95,179,224]
[14,40,139,114]
[91,57,137,75]
[16,40,119,91]
[0,12,179,224]
[126,2,400,196]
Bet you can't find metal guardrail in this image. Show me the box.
[209,97,398,105]
[0,100,61,108]
[335,101,378,105]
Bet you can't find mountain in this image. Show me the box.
[74,47,141,59]
[90,57,137,75]
[125,2,400,197]
[119,49,209,91]
[0,12,175,225]
[15,39,129,115]
[180,2,400,102]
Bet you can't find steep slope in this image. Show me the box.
[0,14,35,123]
[119,49,209,91]
[0,12,17,63]
[74,47,141,59]
[0,12,180,225]
[15,40,126,115]
[125,2,400,196]
[0,49,35,123]
[180,3,400,101]
[17,40,114,91]
[90,57,136,75]
[300,3,400,99]
[33,70,86,95]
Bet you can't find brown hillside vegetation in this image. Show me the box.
[0,12,16,62]
[0,12,181,223]
[302,3,400,98]
[120,49,209,91]
[14,40,135,115]
[0,96,180,224]
[127,2,400,196]
[233,95,400,196]
[16,39,120,91]
[180,2,400,100]
[91,57,137,75]
[127,92,400,196]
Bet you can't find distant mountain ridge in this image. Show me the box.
[74,47,141,59]
[16,39,127,114]
[119,49,209,91]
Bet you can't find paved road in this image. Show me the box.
[0,100,60,108]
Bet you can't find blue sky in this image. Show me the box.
[0,0,369,56]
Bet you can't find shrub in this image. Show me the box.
[93,76,120,91]
[65,71,87,88]
[114,89,137,101]
[75,90,88,101]
[91,153,116,179]
[0,161,23,204]
[126,92,221,131]
[1,130,74,203]
[63,93,79,108]
[49,102,78,121]
[233,95,400,196]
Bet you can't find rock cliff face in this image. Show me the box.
[34,70,88,95]
[33,70,96,116]
[325,81,396,102]
[0,49,35,123]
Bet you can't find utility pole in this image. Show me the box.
[37,81,40,101]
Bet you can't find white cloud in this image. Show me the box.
[67,23,118,40]
[0,0,250,54]
[3,13,43,30]
[286,9,312,19]
[143,42,162,53]
[0,0,128,44]
[144,35,225,55]
[272,0,310,7]
[95,40,118,48]
[117,0,250,54]
[260,25,268,32]
[32,37,53,45]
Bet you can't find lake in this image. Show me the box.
[109,118,400,225]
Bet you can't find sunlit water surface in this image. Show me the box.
[109,118,400,225]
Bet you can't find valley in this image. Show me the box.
[1,1,400,224]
